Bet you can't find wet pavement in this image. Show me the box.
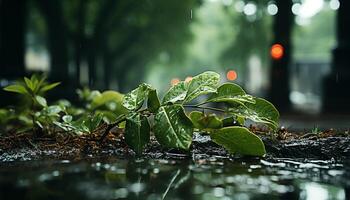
[0,157,349,200]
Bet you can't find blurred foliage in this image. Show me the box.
[24,0,336,97]
[27,0,200,92]
[1,75,127,135]
[293,9,336,61]
[146,0,273,94]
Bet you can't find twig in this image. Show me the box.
[99,115,126,142]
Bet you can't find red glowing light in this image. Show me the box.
[226,70,237,81]
[185,76,193,83]
[271,44,284,60]
[170,78,180,86]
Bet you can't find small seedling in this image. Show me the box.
[3,74,60,133]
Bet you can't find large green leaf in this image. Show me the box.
[210,126,266,156]
[189,111,222,130]
[162,81,189,104]
[122,83,152,110]
[184,71,220,103]
[154,105,193,149]
[147,89,160,113]
[206,83,255,105]
[3,84,29,95]
[125,113,150,155]
[228,97,279,130]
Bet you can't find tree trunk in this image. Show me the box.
[36,0,69,83]
[323,0,350,113]
[268,0,294,113]
[0,0,26,79]
[0,0,26,106]
[74,0,87,87]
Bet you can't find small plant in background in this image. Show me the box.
[77,88,128,123]
[4,74,60,108]
[53,87,128,135]
[311,125,320,135]
[107,71,279,156]
[3,74,60,134]
[2,76,128,136]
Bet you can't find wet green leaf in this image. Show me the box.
[122,83,152,110]
[40,82,60,93]
[24,77,34,92]
[62,115,73,123]
[91,91,128,117]
[35,95,47,107]
[3,84,28,95]
[189,111,222,130]
[72,113,103,133]
[210,126,266,156]
[184,71,220,103]
[162,81,189,104]
[95,110,120,124]
[87,114,103,132]
[147,89,160,112]
[228,98,279,130]
[46,105,62,116]
[206,83,255,105]
[154,105,193,149]
[125,113,150,155]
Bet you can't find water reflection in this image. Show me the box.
[0,158,349,200]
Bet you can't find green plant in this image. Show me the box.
[106,71,279,156]
[4,74,60,107]
[77,88,128,123]
[54,113,103,135]
[52,88,127,135]
[311,125,320,135]
[3,75,60,132]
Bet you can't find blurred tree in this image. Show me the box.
[0,0,27,106]
[0,0,26,79]
[323,0,350,113]
[268,0,294,113]
[293,9,336,61]
[32,0,199,93]
[35,0,69,83]
[221,0,272,83]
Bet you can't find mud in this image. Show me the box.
[1,130,350,162]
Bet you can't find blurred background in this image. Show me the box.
[1,0,349,129]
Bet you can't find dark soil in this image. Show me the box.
[0,125,349,162]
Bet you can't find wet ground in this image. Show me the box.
[1,130,350,199]
[280,114,350,131]
[1,132,350,162]
[1,157,349,200]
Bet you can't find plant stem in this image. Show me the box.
[99,114,126,142]
[194,101,209,106]
[183,105,226,113]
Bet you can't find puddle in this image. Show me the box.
[0,157,349,200]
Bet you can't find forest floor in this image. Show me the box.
[1,125,349,162]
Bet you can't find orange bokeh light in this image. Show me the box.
[185,76,193,83]
[226,70,237,81]
[271,43,284,60]
[170,78,180,86]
